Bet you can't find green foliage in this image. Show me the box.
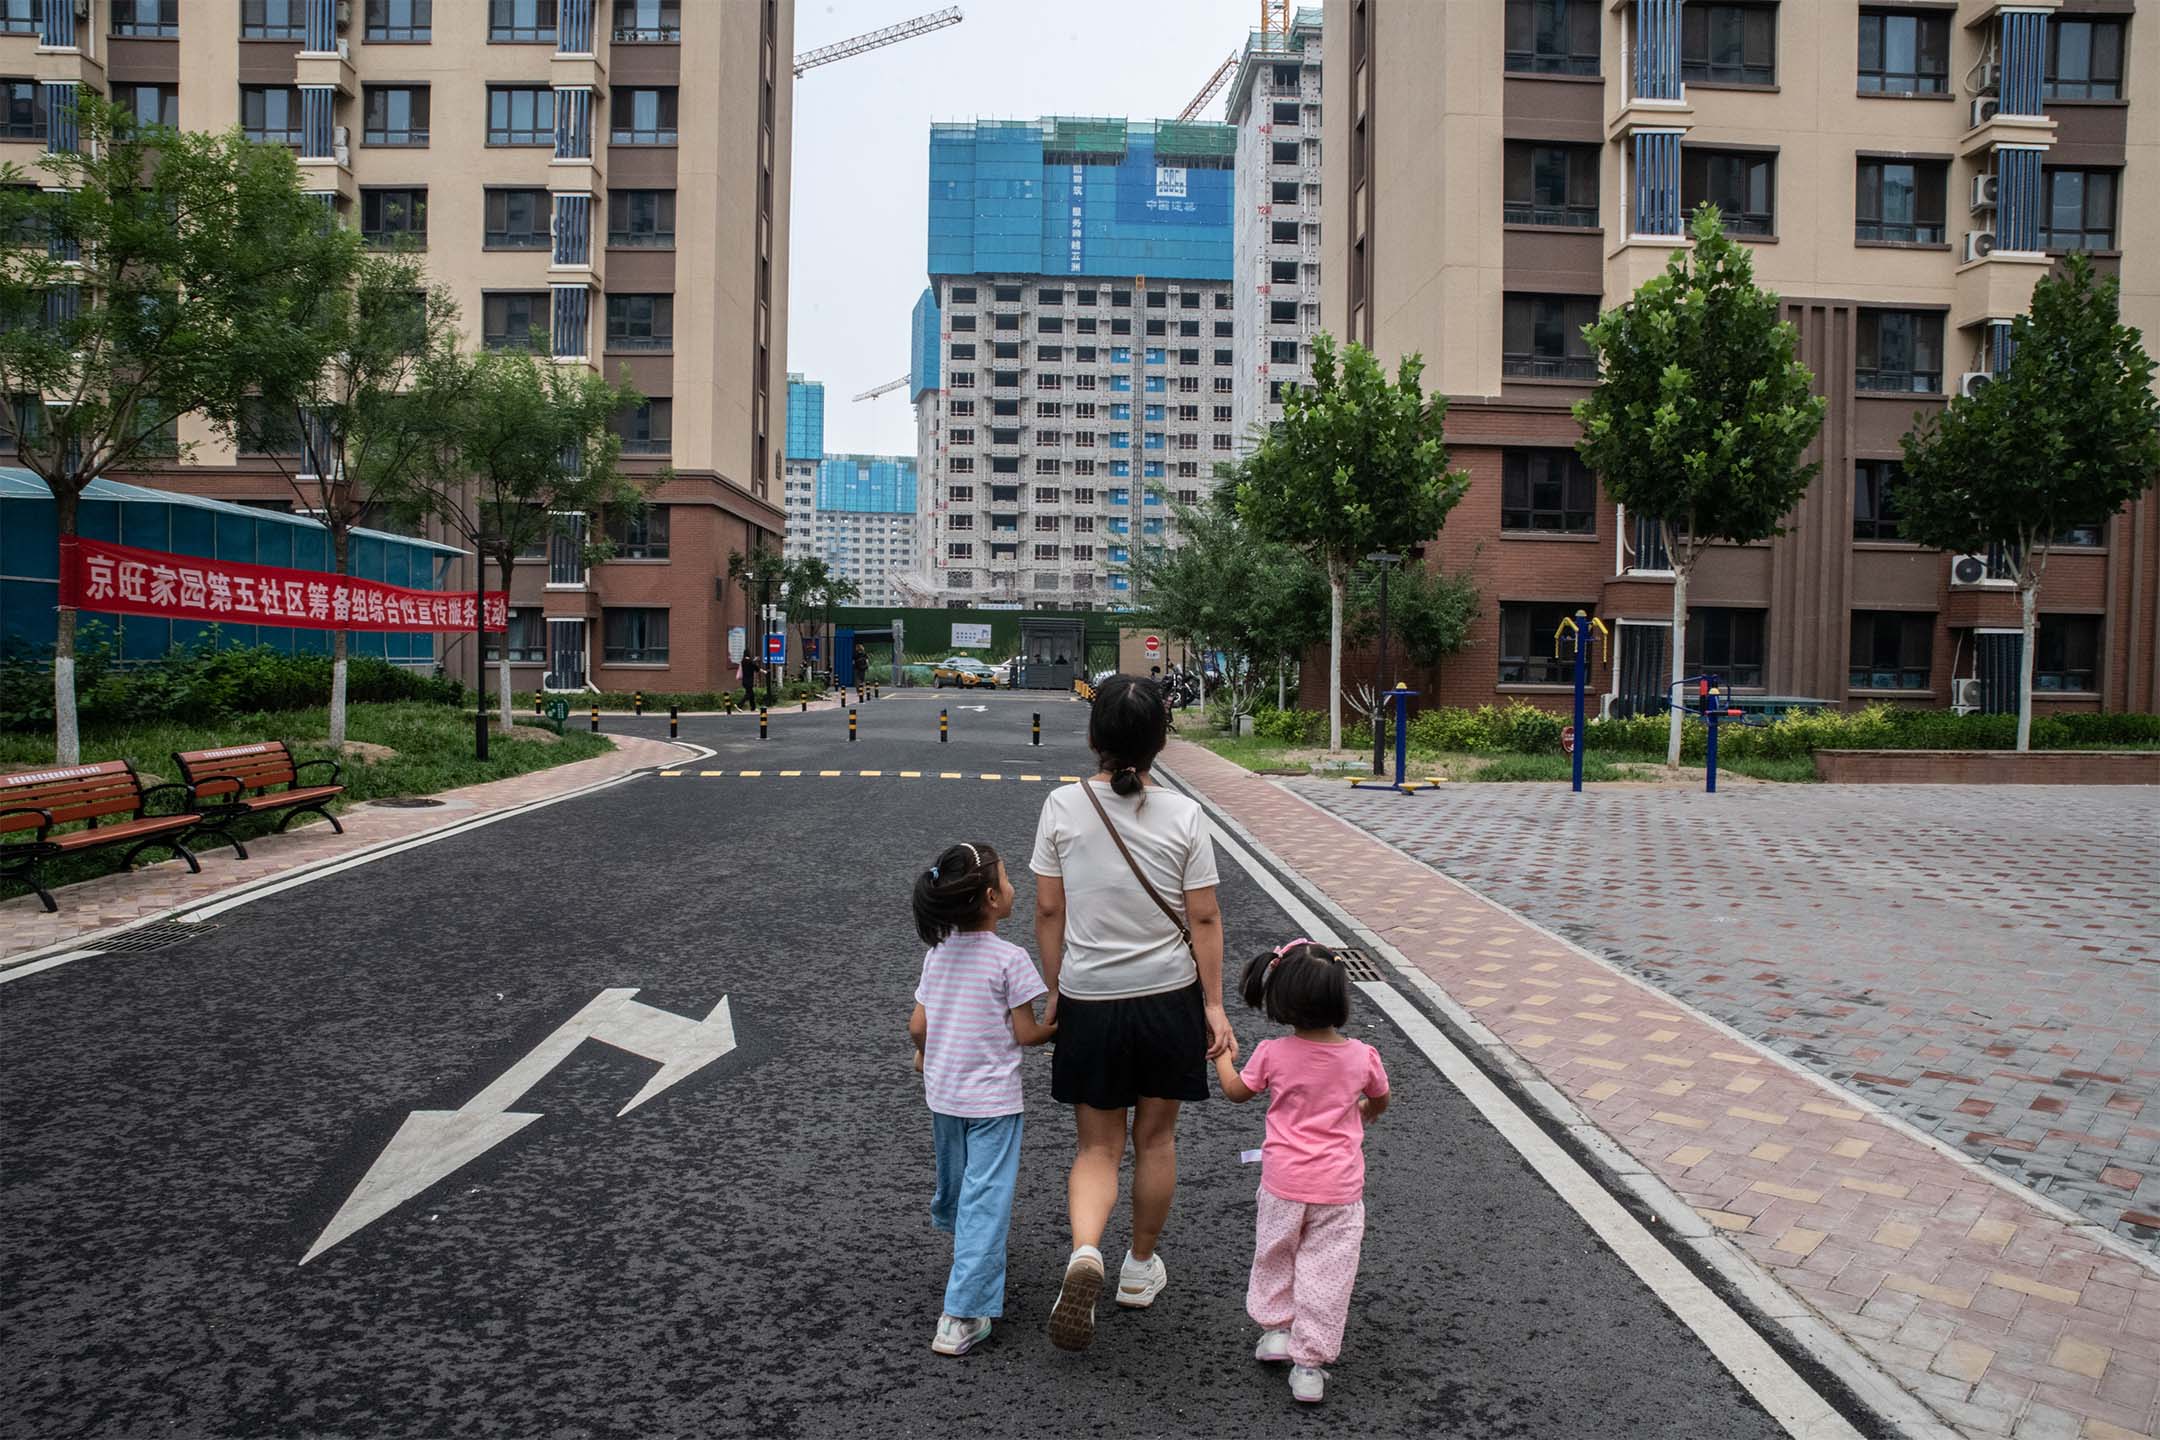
[1467,755,1628,784]
[1899,254,2160,564]
[1573,206,1827,564]
[1582,704,2160,760]
[1129,492,1328,702]
[1344,557,1480,669]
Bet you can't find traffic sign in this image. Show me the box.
[765,633,785,665]
[1561,724,1576,756]
[1143,634,1162,657]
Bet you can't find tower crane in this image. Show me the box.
[1177,52,1238,122]
[853,375,910,402]
[795,6,964,77]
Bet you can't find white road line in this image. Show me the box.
[0,951,101,985]
[1198,812,1874,1440]
[0,946,99,972]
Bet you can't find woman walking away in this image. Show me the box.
[1030,673,1235,1352]
[1215,942,1391,1404]
[907,842,1057,1357]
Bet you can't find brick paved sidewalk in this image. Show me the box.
[1,734,682,962]
[1166,741,2160,1440]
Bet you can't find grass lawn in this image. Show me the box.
[1182,730,1818,785]
[2,701,613,904]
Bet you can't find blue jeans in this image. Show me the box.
[930,1112,1024,1319]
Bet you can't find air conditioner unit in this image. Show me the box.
[1950,677,1984,715]
[333,144,351,168]
[332,125,349,147]
[1960,371,1993,399]
[1970,97,2000,128]
[1975,61,2000,94]
[72,0,87,16]
[335,0,352,27]
[1950,553,2012,587]
[1970,174,1998,211]
[1964,230,1996,263]
[336,37,351,61]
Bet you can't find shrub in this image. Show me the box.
[1,639,462,732]
[1408,706,1493,753]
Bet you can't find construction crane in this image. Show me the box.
[1177,52,1238,122]
[853,375,909,402]
[795,6,964,77]
[1259,0,1289,43]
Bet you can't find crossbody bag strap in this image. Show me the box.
[1082,780,1192,949]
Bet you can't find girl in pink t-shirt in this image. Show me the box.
[1214,941,1390,1405]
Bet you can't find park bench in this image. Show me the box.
[0,761,201,913]
[172,741,345,860]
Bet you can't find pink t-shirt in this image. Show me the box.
[915,932,1049,1118]
[1240,1035,1390,1205]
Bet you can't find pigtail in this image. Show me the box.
[912,841,1003,946]
[1238,951,1274,1010]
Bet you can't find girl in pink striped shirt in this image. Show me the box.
[908,841,1058,1357]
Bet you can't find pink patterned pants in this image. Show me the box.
[1246,1185,1367,1367]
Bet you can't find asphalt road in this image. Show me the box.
[2,691,1805,1439]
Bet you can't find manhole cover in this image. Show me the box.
[1336,948,1384,982]
[368,797,445,808]
[98,918,220,954]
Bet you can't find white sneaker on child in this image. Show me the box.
[931,1314,990,1356]
[1254,1329,1292,1363]
[1289,1365,1327,1403]
[1116,1249,1167,1309]
[1048,1245,1104,1351]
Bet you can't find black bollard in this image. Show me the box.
[669,704,679,740]
[759,708,768,740]
[940,708,948,744]
[633,690,643,716]
[849,708,858,742]
[589,704,599,734]
[1032,712,1041,747]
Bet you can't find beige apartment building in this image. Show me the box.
[0,0,793,694]
[1323,0,2160,718]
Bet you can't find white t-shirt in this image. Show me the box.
[1030,780,1220,1000]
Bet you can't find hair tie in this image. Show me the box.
[1263,937,1314,988]
[928,865,940,880]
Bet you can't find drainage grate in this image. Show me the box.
[368,796,445,809]
[1335,948,1384,982]
[96,918,220,954]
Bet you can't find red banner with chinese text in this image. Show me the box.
[58,537,505,632]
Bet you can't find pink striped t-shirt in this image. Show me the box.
[915,932,1049,1118]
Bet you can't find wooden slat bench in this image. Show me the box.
[173,741,345,860]
[1,761,201,913]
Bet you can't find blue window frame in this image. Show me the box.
[1143,404,1163,421]
[1107,464,1130,480]
[1109,402,1131,420]
[1110,346,1132,363]
[1144,376,1166,393]
[1109,375,1131,392]
[1107,488,1130,504]
[1144,347,1165,364]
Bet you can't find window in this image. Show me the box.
[1271,101,1299,125]
[490,0,557,42]
[613,398,672,455]
[238,398,303,456]
[947,484,973,502]
[1270,180,1299,205]
[113,0,179,38]
[603,607,668,664]
[950,314,976,334]
[2034,615,2100,692]
[484,188,550,248]
[2042,168,2117,252]
[1857,9,1949,95]
[611,88,678,144]
[1273,63,1301,88]
[1849,612,1931,691]
[487,86,555,145]
[1683,148,1775,236]
[1502,294,1598,380]
[950,285,976,304]
[1681,3,1775,86]
[482,292,549,349]
[607,189,675,248]
[1856,310,1943,393]
[2046,18,2124,101]
[2056,520,2105,548]
[1505,0,1599,76]
[0,81,43,141]
[1502,450,1596,533]
[241,0,305,39]
[612,0,680,42]
[1505,142,1598,228]
[487,608,547,663]
[366,0,431,41]
[1272,140,1299,166]
[1271,220,1299,244]
[606,506,669,559]
[240,86,302,146]
[361,188,427,248]
[1685,608,1766,687]
[120,84,179,129]
[1855,159,1947,244]
[1852,459,1907,540]
[1499,603,1588,684]
[363,86,429,146]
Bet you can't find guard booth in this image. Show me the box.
[1015,616,1086,690]
[835,620,907,688]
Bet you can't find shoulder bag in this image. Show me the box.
[1082,780,1195,961]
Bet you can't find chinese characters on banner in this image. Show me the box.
[58,537,505,632]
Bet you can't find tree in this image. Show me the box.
[1898,254,2160,749]
[1575,205,1827,765]
[726,543,788,699]
[395,347,645,726]
[0,95,359,762]
[1344,555,1480,670]
[779,556,858,683]
[222,253,458,748]
[1235,335,1470,749]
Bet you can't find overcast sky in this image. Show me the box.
[786,0,1259,459]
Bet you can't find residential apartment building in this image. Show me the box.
[803,454,919,607]
[3,0,794,695]
[1226,6,1324,449]
[1324,0,2160,716]
[782,373,825,563]
[911,117,1241,610]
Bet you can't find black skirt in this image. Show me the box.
[1051,981,1210,1110]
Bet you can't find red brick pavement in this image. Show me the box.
[1166,740,2160,1440]
[1,735,683,962]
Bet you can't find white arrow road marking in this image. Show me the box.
[302,988,735,1264]
[957,704,988,712]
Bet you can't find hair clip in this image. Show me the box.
[928,865,940,880]
[1262,937,1314,988]
[961,842,981,869]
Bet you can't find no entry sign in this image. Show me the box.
[1561,724,1576,756]
[1143,634,1161,657]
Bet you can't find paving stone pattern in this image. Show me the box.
[1293,779,2160,1248]
[1165,742,2160,1440]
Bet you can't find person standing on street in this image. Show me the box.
[1029,674,1234,1352]
[739,646,759,710]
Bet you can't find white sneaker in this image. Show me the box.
[1048,1245,1104,1351]
[931,1314,990,1356]
[1116,1249,1167,1309]
[1254,1329,1292,1364]
[1289,1365,1327,1403]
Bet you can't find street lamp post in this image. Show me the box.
[1366,551,1400,775]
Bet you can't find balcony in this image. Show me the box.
[1501,355,1598,382]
